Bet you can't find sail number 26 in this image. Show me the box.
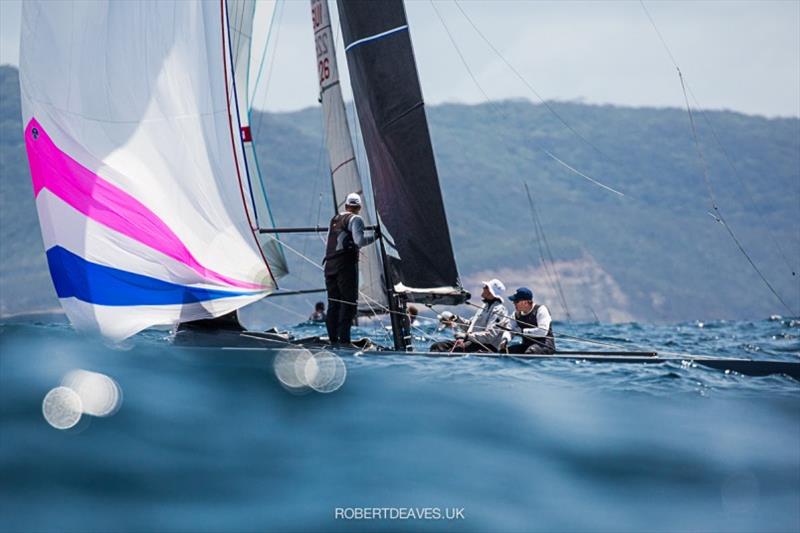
[318,58,330,84]
[315,31,331,85]
[312,2,331,85]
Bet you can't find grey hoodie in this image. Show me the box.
[465,299,510,350]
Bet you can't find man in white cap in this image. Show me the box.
[429,278,510,352]
[323,192,376,345]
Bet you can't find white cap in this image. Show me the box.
[345,193,362,207]
[438,311,455,321]
[481,278,506,298]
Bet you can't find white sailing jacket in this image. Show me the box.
[465,299,511,350]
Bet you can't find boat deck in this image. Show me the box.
[172,330,800,380]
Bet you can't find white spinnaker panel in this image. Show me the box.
[19,0,275,339]
[228,0,288,279]
[311,0,388,311]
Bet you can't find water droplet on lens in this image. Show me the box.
[273,348,312,389]
[305,351,336,390]
[307,351,347,393]
[62,369,122,417]
[42,387,83,430]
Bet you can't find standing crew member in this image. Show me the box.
[500,287,556,354]
[324,192,376,345]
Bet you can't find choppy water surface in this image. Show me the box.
[1,317,798,532]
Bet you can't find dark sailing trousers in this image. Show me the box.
[325,261,358,344]
[429,339,496,353]
[506,340,555,355]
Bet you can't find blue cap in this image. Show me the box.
[508,287,533,302]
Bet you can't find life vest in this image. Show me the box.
[515,304,555,350]
[324,212,356,262]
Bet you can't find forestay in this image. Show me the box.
[19,1,278,340]
[311,0,388,312]
[337,0,466,305]
[228,0,289,279]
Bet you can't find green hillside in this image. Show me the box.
[1,65,798,321]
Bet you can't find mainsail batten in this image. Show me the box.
[337,0,465,304]
[20,0,278,340]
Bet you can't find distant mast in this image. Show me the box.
[310,0,388,312]
[336,0,466,307]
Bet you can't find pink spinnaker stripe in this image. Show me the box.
[24,118,266,291]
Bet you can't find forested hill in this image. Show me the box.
[1,65,798,321]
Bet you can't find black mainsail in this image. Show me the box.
[337,0,466,306]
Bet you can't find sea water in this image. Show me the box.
[0,317,798,532]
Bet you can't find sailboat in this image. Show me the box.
[18,0,799,379]
[314,0,469,347]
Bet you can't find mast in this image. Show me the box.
[378,235,412,351]
[336,0,468,320]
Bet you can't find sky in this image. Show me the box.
[2,0,799,118]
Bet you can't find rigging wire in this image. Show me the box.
[430,0,624,198]
[686,87,798,278]
[522,183,567,315]
[262,224,725,358]
[223,1,262,230]
[252,0,285,142]
[264,232,428,345]
[229,0,293,283]
[456,301,698,355]
[640,0,797,316]
[261,231,486,347]
[524,182,573,320]
[249,0,316,304]
[543,151,624,197]
[262,297,311,322]
[264,231,666,353]
[299,122,329,293]
[525,242,560,319]
[431,0,797,318]
[245,0,283,230]
[451,0,624,171]
[251,0,281,102]
[220,0,275,285]
[429,0,625,321]
[230,0,249,76]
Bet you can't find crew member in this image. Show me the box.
[407,305,421,328]
[429,279,509,353]
[500,287,556,354]
[323,192,376,345]
[309,302,326,322]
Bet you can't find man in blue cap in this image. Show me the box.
[500,287,556,354]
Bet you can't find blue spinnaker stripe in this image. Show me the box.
[46,246,256,306]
